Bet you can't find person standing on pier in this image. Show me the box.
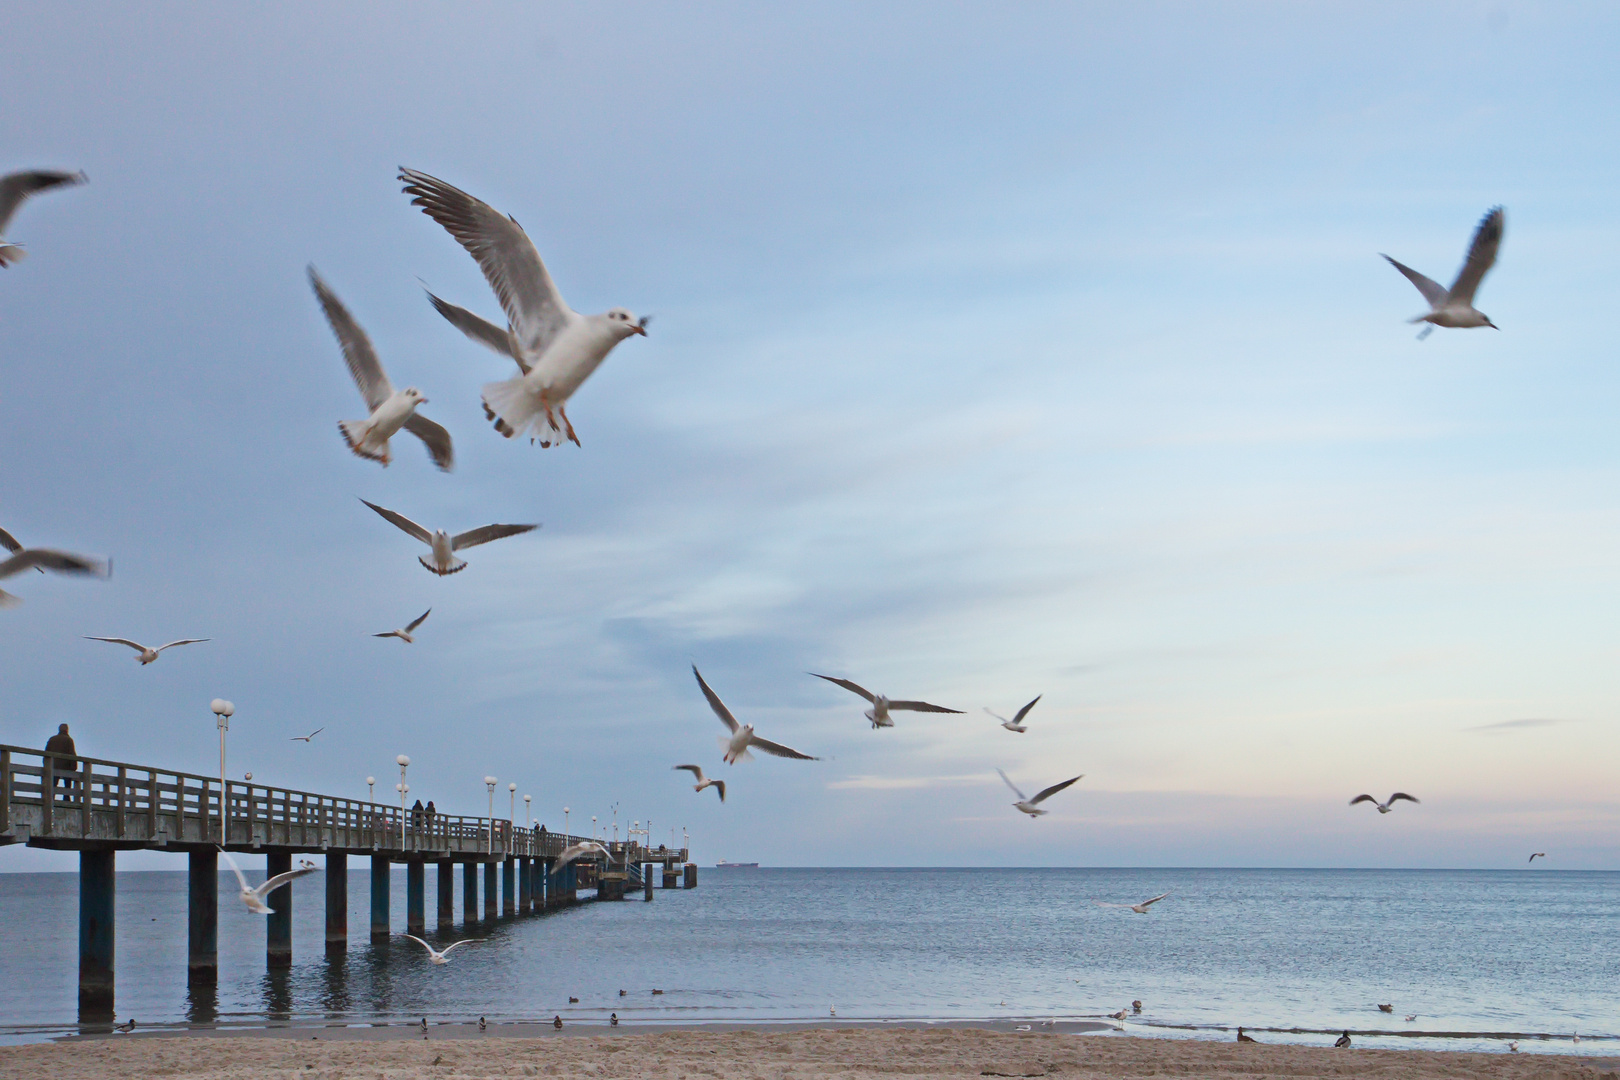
[44,723,76,792]
[411,799,424,832]
[424,801,437,835]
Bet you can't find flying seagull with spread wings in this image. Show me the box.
[809,674,963,729]
[0,548,109,608]
[693,665,820,765]
[219,848,318,914]
[1528,852,1547,863]
[1349,792,1420,814]
[360,499,537,575]
[84,636,208,665]
[400,168,647,448]
[1383,206,1504,339]
[0,524,45,577]
[375,608,431,643]
[1096,892,1171,914]
[403,934,479,965]
[674,764,726,802]
[0,169,86,267]
[289,727,324,742]
[985,695,1042,733]
[310,266,454,471]
[997,768,1083,817]
[551,841,609,874]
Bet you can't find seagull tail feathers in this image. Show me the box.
[481,377,564,447]
[0,244,25,267]
[338,420,390,464]
[419,554,467,576]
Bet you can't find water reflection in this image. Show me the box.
[184,982,218,1026]
[260,968,293,1019]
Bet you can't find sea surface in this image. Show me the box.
[0,867,1614,1053]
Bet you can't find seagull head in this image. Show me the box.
[606,308,648,336]
[402,386,428,404]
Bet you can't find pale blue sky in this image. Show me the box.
[4,2,1619,870]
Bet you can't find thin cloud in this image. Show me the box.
[1465,718,1572,734]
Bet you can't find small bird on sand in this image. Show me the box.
[289,728,325,742]
[1108,1009,1127,1021]
[376,609,432,644]
[1508,1040,1519,1052]
[1383,206,1504,339]
[310,266,453,471]
[985,695,1042,733]
[673,764,726,802]
[1350,792,1419,814]
[400,168,647,448]
[694,666,820,764]
[84,636,208,665]
[1236,1027,1256,1042]
[553,1015,563,1029]
[610,1013,618,1026]
[114,1019,135,1033]
[1096,892,1170,914]
[551,841,608,874]
[360,499,537,575]
[420,1018,428,1034]
[478,1017,487,1032]
[403,934,478,965]
[219,849,318,913]
[0,169,86,267]
[1378,1004,1393,1013]
[997,768,1083,817]
[1528,852,1547,863]
[809,673,962,729]
[0,548,109,607]
[1334,1031,1352,1048]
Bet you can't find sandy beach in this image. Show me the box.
[2,1028,1615,1080]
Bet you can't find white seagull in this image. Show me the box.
[809,673,963,729]
[673,764,726,802]
[1349,792,1420,814]
[0,169,86,267]
[997,768,1083,817]
[289,727,324,742]
[375,608,431,643]
[219,849,318,914]
[551,841,609,874]
[1095,892,1171,914]
[985,695,1042,733]
[0,548,109,608]
[694,665,820,765]
[400,168,647,448]
[0,524,44,575]
[360,499,538,575]
[1383,206,1504,339]
[310,266,454,471]
[83,636,209,665]
[402,934,479,965]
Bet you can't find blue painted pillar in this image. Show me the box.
[266,851,292,968]
[188,848,218,984]
[502,858,516,916]
[370,855,390,939]
[79,848,116,1019]
[406,861,425,935]
[436,860,455,931]
[483,861,497,921]
[518,857,530,913]
[325,852,347,955]
[463,861,478,925]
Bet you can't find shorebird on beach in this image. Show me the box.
[985,695,1042,733]
[375,608,431,644]
[0,169,86,267]
[1350,792,1419,814]
[403,934,479,965]
[1236,1027,1256,1042]
[114,1019,135,1033]
[1132,1001,1142,1013]
[0,547,109,607]
[673,764,726,802]
[1108,1009,1127,1021]
[360,499,537,575]
[1528,852,1547,863]
[997,768,1082,817]
[219,849,318,913]
[1096,892,1170,914]
[810,673,962,729]
[694,666,820,764]
[84,636,208,665]
[1383,206,1504,339]
[1334,1031,1351,1048]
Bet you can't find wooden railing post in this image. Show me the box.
[116,767,127,838]
[0,748,10,833]
[41,753,54,834]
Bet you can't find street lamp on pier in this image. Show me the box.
[484,777,498,854]
[563,806,570,839]
[396,755,410,849]
[367,776,375,801]
[209,699,234,844]
[523,794,531,829]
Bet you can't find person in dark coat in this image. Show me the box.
[44,723,77,789]
[424,800,437,832]
[411,799,424,831]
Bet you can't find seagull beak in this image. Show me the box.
[633,315,651,336]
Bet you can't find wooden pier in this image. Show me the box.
[0,744,693,1022]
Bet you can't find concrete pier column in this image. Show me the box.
[188,849,218,985]
[517,857,530,913]
[644,865,654,901]
[436,860,455,930]
[406,860,425,936]
[463,861,478,925]
[78,848,116,1019]
[325,852,347,955]
[662,866,679,889]
[502,858,515,916]
[684,863,697,889]
[370,855,391,939]
[483,861,497,921]
[265,851,293,968]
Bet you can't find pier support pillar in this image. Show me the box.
[644,865,654,901]
[406,860,425,935]
[188,848,218,985]
[78,848,116,1019]
[483,861,497,921]
[370,855,390,940]
[463,861,478,925]
[325,852,347,955]
[663,866,679,888]
[436,860,455,930]
[518,857,530,913]
[684,863,697,889]
[266,851,292,968]
[502,858,515,916]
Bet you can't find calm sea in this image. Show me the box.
[0,867,1613,1052]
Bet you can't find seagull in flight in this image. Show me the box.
[674,764,726,802]
[1349,792,1420,814]
[360,499,538,575]
[290,727,325,742]
[1528,852,1547,863]
[400,168,647,448]
[0,524,45,575]
[402,934,479,965]
[375,608,431,644]
[997,768,1083,817]
[0,169,86,267]
[84,636,208,665]
[809,674,963,729]
[1096,892,1171,914]
[985,695,1042,733]
[0,548,109,608]
[1383,206,1504,339]
[219,848,318,913]
[551,841,609,874]
[694,666,820,765]
[310,266,453,472]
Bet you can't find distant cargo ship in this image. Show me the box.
[716,860,760,868]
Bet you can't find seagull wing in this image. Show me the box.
[1387,792,1420,805]
[425,290,526,371]
[399,168,572,358]
[403,934,435,954]
[154,638,209,653]
[996,768,1028,802]
[360,500,433,545]
[0,549,108,579]
[809,673,876,703]
[692,666,740,734]
[305,728,325,740]
[259,861,320,894]
[402,414,455,473]
[1094,901,1133,909]
[1029,775,1083,805]
[0,526,21,553]
[887,700,963,714]
[1349,794,1378,807]
[983,708,1009,723]
[309,266,392,411]
[439,939,479,955]
[450,523,539,551]
[85,636,147,652]
[712,780,726,802]
[405,609,432,633]
[1445,206,1504,306]
[1381,254,1448,309]
[1011,695,1043,725]
[674,764,706,782]
[217,847,251,892]
[745,734,820,761]
[1138,892,1170,908]
[0,170,85,234]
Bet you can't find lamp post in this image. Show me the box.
[508,782,516,830]
[591,815,597,842]
[209,699,234,844]
[484,777,497,854]
[367,776,375,801]
[523,794,531,829]
[564,806,570,839]
[396,755,410,849]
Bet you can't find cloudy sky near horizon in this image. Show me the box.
[5,2,1620,871]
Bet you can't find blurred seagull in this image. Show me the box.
[0,169,86,267]
[809,674,963,729]
[400,168,646,448]
[83,636,208,665]
[551,841,608,874]
[694,666,820,764]
[289,727,324,742]
[360,499,537,575]
[0,548,109,608]
[310,266,453,471]
[1350,792,1420,814]
[985,695,1042,733]
[219,848,317,914]
[673,764,726,802]
[1096,892,1171,914]
[403,934,478,965]
[0,524,44,574]
[997,768,1083,817]
[1528,852,1547,863]
[1383,206,1504,339]
[375,609,431,643]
